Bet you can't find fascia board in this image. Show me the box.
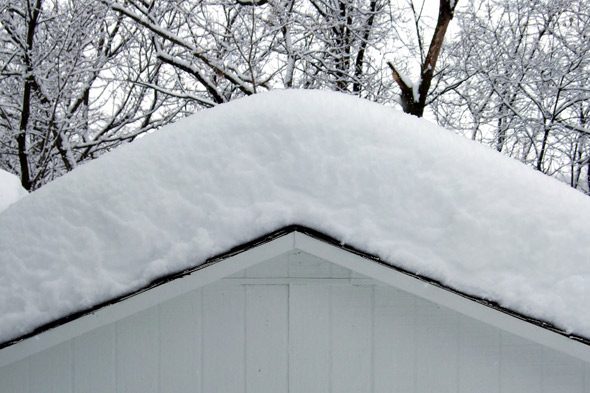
[0,232,295,368]
[293,231,590,363]
[3,227,589,368]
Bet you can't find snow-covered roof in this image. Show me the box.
[1,90,590,346]
[0,169,27,214]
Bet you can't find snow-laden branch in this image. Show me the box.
[109,1,257,96]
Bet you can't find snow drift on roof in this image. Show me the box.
[1,89,589,344]
[0,169,27,214]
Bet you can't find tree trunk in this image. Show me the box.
[388,0,457,117]
[17,0,44,191]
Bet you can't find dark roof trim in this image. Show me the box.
[2,224,588,350]
[293,226,590,347]
[0,226,296,350]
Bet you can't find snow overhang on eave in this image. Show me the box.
[1,225,589,368]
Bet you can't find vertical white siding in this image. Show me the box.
[203,284,244,393]
[0,357,28,393]
[288,250,332,278]
[116,308,159,393]
[159,289,202,393]
[29,341,72,393]
[246,253,289,278]
[415,297,460,393]
[73,324,116,393]
[331,285,373,393]
[289,285,332,393]
[245,285,288,392]
[457,315,501,393]
[374,286,416,393]
[541,347,586,393]
[500,331,544,393]
[1,250,589,393]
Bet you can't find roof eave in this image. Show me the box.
[1,225,588,368]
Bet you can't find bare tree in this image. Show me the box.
[0,0,445,190]
[432,0,590,193]
[295,0,388,94]
[0,0,176,190]
[17,0,590,199]
[386,0,459,117]
[106,0,277,104]
[106,0,395,101]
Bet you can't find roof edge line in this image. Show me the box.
[2,224,588,352]
[290,226,590,347]
[0,226,298,351]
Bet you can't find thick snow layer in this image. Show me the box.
[1,90,590,344]
[0,169,27,213]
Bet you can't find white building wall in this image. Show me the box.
[1,250,589,393]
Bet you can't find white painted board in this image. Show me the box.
[1,252,588,393]
[245,285,288,392]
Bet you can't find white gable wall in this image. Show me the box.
[1,250,589,393]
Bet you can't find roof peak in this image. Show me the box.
[1,90,590,345]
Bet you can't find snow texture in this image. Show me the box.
[1,90,590,344]
[0,169,27,214]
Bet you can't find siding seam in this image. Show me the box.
[329,285,333,393]
[200,288,204,393]
[157,305,161,393]
[371,285,375,393]
[70,339,74,393]
[287,284,291,393]
[243,285,247,393]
